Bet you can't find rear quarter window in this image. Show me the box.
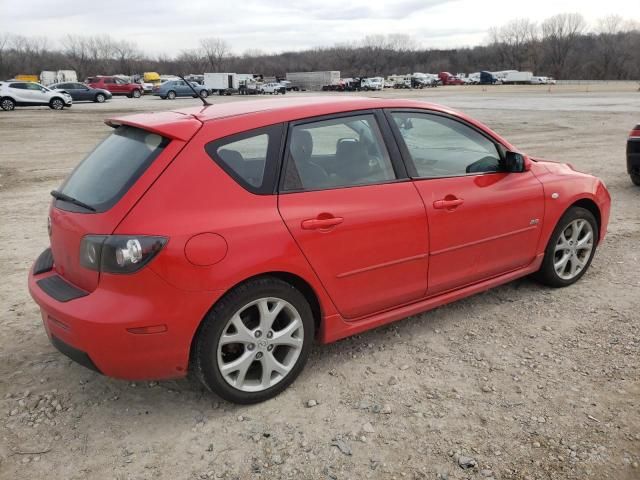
[57,126,169,213]
[204,124,284,194]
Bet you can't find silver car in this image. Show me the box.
[0,81,73,110]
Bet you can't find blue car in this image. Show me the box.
[153,79,209,100]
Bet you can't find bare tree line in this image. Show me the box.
[1,13,639,81]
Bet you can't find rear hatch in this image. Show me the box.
[48,113,201,292]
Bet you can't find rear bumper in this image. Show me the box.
[28,251,222,380]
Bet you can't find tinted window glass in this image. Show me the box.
[205,124,283,194]
[26,83,45,91]
[283,114,395,191]
[58,126,168,212]
[9,83,27,89]
[391,112,502,177]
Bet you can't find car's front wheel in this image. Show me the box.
[535,206,598,287]
[195,277,314,404]
[631,174,640,186]
[167,90,176,100]
[95,93,106,103]
[49,98,65,110]
[132,89,142,98]
[1,97,15,111]
[199,89,209,98]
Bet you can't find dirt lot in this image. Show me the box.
[0,84,638,480]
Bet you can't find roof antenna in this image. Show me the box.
[178,74,211,107]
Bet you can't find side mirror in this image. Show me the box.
[41,87,47,93]
[504,151,526,172]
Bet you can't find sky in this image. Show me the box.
[1,0,638,56]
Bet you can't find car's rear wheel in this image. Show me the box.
[631,174,640,186]
[534,206,598,287]
[199,89,209,98]
[49,98,64,110]
[167,90,176,100]
[95,93,106,103]
[195,277,314,404]
[132,89,142,98]
[1,97,15,111]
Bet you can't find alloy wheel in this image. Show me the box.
[217,297,304,392]
[1,99,15,111]
[553,219,594,280]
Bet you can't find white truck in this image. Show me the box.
[387,74,411,89]
[502,71,534,84]
[285,71,340,91]
[204,73,241,95]
[361,77,384,90]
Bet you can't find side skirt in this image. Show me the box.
[318,254,543,344]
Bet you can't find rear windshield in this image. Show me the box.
[58,126,168,213]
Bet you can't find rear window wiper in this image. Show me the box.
[50,190,96,212]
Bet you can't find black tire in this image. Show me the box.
[199,89,209,98]
[631,174,640,186]
[194,277,314,404]
[132,89,142,98]
[95,93,106,103]
[1,97,15,111]
[534,206,598,288]
[167,90,176,100]
[49,98,64,110]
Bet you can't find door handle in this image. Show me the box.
[301,216,344,230]
[433,197,464,209]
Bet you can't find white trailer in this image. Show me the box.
[502,71,533,84]
[57,70,77,83]
[204,73,240,95]
[285,71,340,91]
[40,71,57,86]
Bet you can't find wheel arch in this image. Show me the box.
[188,271,323,369]
[569,197,601,239]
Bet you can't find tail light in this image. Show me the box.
[80,235,167,274]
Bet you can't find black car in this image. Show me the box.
[628,124,640,186]
[49,82,113,103]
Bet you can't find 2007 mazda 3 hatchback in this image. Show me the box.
[29,97,611,404]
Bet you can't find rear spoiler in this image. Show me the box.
[106,111,202,142]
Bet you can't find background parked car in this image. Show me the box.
[260,82,286,94]
[50,82,112,103]
[627,124,640,186]
[86,76,143,98]
[0,81,72,110]
[152,79,209,99]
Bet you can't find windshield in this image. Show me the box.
[58,126,168,213]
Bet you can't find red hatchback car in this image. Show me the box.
[28,97,610,403]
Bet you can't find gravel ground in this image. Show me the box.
[0,84,638,480]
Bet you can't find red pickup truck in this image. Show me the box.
[87,76,143,98]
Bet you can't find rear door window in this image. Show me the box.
[282,114,396,191]
[57,126,169,212]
